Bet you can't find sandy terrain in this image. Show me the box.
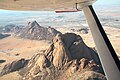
[0,26,120,79]
[0,72,21,80]
[0,35,51,71]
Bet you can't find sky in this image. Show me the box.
[0,0,120,27]
[94,0,120,6]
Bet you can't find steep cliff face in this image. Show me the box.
[16,21,60,41]
[18,33,105,80]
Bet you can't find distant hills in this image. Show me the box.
[0,24,23,33]
[0,21,61,41]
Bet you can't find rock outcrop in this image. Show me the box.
[0,60,6,63]
[0,58,29,76]
[68,71,106,80]
[77,28,89,34]
[16,21,60,41]
[18,33,105,80]
[0,33,10,39]
[70,27,89,34]
[1,24,23,33]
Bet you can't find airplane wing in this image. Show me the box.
[0,0,95,10]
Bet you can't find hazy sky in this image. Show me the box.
[94,0,120,5]
[0,0,120,26]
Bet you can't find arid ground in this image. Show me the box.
[0,25,120,80]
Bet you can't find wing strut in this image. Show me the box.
[82,5,120,80]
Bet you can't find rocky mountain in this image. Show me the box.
[17,33,105,80]
[16,21,61,41]
[0,24,23,33]
[0,33,106,80]
[3,24,16,32]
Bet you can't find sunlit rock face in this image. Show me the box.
[19,33,105,80]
